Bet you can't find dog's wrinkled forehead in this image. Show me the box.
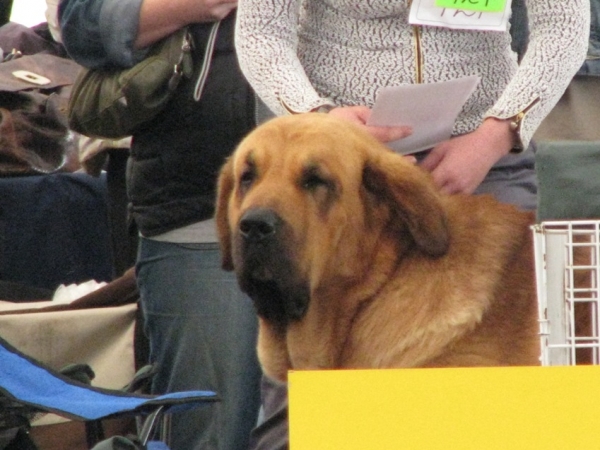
[231,114,369,185]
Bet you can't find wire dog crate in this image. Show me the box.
[533,220,600,366]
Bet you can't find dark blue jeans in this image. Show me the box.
[137,238,262,450]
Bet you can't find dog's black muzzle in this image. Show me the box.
[235,207,309,327]
[239,207,282,244]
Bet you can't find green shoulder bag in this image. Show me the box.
[67,27,194,139]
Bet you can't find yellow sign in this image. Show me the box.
[289,366,600,449]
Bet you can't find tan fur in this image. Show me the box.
[216,114,540,382]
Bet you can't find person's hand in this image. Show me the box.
[419,118,515,195]
[194,0,238,22]
[328,105,412,144]
[136,0,238,48]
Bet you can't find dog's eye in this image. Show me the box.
[301,171,330,191]
[240,168,255,189]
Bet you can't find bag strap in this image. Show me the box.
[193,21,221,102]
[167,28,194,91]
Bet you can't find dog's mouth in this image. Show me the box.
[249,266,274,282]
[234,245,310,327]
[244,275,308,322]
[236,253,310,327]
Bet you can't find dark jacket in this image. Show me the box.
[59,5,255,236]
[128,15,255,236]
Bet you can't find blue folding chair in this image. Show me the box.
[0,336,218,449]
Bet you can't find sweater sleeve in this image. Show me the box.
[235,0,334,116]
[59,0,145,68]
[485,0,590,148]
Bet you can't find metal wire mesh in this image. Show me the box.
[533,220,600,366]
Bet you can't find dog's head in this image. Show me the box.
[216,114,449,330]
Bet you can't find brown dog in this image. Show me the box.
[216,114,540,382]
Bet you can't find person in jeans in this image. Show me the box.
[58,1,262,449]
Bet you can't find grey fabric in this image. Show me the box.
[534,76,600,142]
[535,140,600,221]
[247,376,288,450]
[255,94,275,125]
[472,143,537,211]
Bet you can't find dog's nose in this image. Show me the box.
[239,208,281,242]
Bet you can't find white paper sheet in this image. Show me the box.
[367,76,480,154]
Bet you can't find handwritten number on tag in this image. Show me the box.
[434,0,505,12]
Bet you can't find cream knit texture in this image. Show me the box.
[236,0,589,148]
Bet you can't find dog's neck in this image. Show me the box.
[264,233,406,381]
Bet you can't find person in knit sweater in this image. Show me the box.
[236,2,589,449]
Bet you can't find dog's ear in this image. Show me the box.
[215,157,235,271]
[363,149,449,257]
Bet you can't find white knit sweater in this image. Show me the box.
[236,0,589,148]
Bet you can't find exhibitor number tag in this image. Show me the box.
[434,0,506,13]
[409,0,511,31]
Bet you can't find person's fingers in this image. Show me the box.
[440,184,453,195]
[328,106,411,143]
[419,148,444,171]
[367,125,412,143]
